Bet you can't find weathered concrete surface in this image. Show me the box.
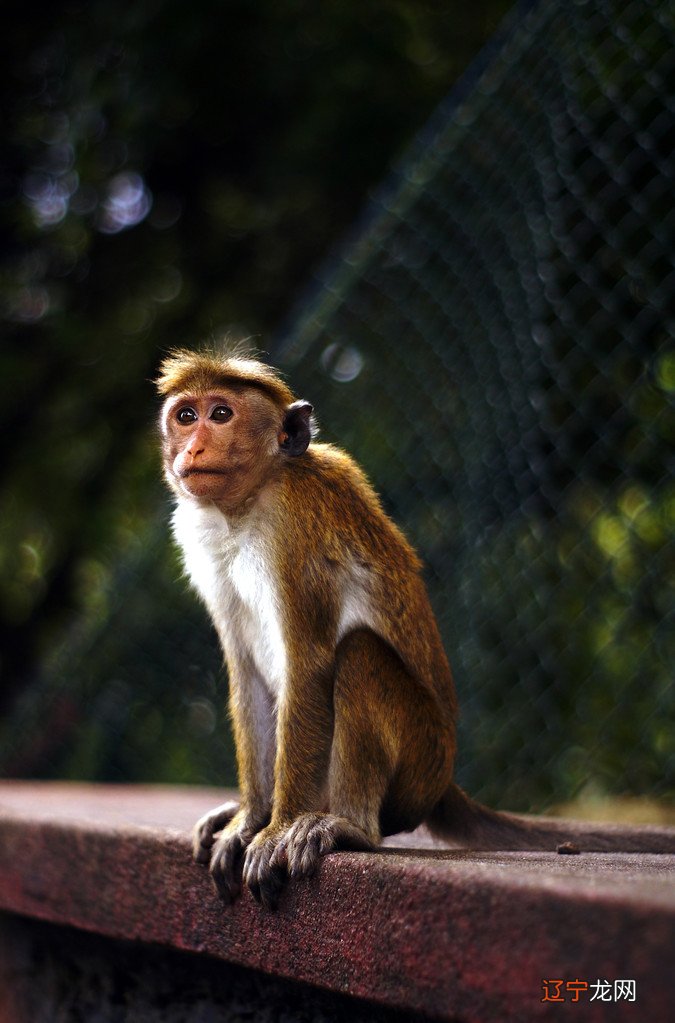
[0,913,415,1023]
[0,781,674,1022]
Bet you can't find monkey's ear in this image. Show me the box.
[279,400,314,456]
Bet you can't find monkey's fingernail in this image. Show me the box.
[271,846,288,869]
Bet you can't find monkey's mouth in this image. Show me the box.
[179,468,229,478]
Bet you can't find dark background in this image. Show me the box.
[0,0,510,779]
[1,0,672,819]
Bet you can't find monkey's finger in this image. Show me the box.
[280,814,323,876]
[242,850,264,905]
[256,858,286,911]
[269,839,289,870]
[209,848,240,903]
[242,843,258,885]
[243,842,286,910]
[211,872,240,904]
[192,801,239,862]
[296,830,324,877]
[192,826,214,863]
[212,835,243,877]
[194,842,213,865]
[209,834,245,902]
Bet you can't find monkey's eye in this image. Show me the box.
[176,407,198,425]
[210,405,233,422]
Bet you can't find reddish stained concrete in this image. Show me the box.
[0,781,674,1022]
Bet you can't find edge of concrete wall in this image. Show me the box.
[0,781,673,1022]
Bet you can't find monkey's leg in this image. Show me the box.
[271,629,449,882]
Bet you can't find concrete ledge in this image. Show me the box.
[0,781,674,1021]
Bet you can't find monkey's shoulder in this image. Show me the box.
[280,440,389,494]
[280,443,422,573]
[287,442,374,490]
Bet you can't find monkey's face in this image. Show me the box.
[161,387,281,507]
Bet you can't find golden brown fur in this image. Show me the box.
[156,348,295,406]
[157,348,675,909]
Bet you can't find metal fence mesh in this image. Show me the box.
[277,0,675,808]
[2,0,672,811]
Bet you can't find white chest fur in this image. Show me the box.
[171,499,287,696]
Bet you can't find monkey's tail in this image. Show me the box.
[426,782,675,853]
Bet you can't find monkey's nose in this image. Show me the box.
[187,445,206,457]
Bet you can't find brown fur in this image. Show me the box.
[158,348,675,909]
[156,348,295,406]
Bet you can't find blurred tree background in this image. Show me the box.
[0,0,511,782]
[1,0,673,817]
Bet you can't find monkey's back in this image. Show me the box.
[275,443,456,720]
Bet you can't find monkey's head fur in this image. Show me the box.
[155,347,296,407]
[156,347,316,509]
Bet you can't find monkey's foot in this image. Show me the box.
[192,800,239,864]
[273,812,374,879]
[240,813,374,909]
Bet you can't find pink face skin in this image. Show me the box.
[161,388,281,507]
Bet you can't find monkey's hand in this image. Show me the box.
[193,801,267,904]
[205,809,271,904]
[243,813,374,910]
[241,823,287,911]
[192,800,240,864]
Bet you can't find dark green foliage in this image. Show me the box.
[2,1,671,811]
[0,0,510,780]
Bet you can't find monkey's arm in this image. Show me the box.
[196,651,276,901]
[239,647,338,909]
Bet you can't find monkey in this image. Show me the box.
[156,347,675,910]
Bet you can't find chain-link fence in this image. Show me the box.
[278,0,675,809]
[2,0,673,812]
